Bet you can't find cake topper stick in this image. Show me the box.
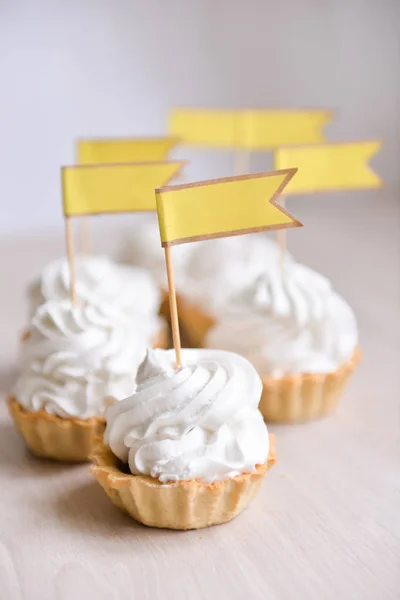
[65,217,77,303]
[156,168,302,368]
[274,140,383,272]
[75,136,181,256]
[61,160,186,303]
[169,107,332,176]
[164,246,182,367]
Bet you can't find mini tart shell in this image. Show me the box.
[7,396,105,462]
[259,348,361,423]
[175,294,215,348]
[158,291,212,348]
[158,289,171,323]
[90,435,276,530]
[10,325,170,462]
[152,319,170,349]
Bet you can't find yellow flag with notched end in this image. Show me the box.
[169,108,331,149]
[77,137,179,165]
[156,169,301,247]
[62,161,185,217]
[275,141,382,194]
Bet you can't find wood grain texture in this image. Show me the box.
[0,194,399,600]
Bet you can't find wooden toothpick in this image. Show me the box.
[164,245,182,368]
[65,217,77,303]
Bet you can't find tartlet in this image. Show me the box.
[206,262,360,423]
[10,300,169,462]
[91,348,276,529]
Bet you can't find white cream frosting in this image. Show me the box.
[120,216,195,289]
[105,348,269,483]
[15,300,157,419]
[121,219,289,308]
[180,234,293,315]
[28,255,161,319]
[206,262,358,376]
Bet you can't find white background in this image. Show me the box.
[0,0,399,234]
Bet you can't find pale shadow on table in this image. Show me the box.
[0,365,18,394]
[55,479,160,537]
[0,421,86,478]
[55,479,195,539]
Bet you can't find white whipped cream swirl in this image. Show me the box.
[206,262,358,376]
[120,216,195,289]
[180,234,293,315]
[105,349,269,483]
[121,220,290,309]
[28,255,161,319]
[15,300,156,418]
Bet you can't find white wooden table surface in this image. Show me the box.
[0,194,399,600]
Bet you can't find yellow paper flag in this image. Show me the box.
[156,169,301,246]
[62,161,185,217]
[77,137,179,165]
[169,110,238,149]
[242,110,331,149]
[169,108,331,149]
[275,141,382,194]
